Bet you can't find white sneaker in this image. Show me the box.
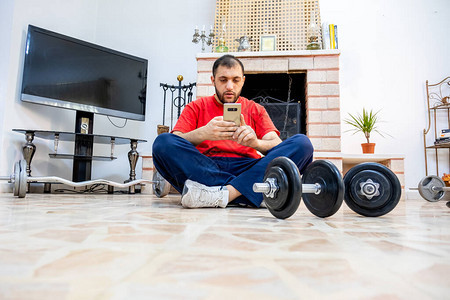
[181,179,229,208]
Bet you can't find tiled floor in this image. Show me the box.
[0,191,448,300]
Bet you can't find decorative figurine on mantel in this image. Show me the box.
[215,22,229,53]
[306,10,321,50]
[192,25,214,52]
[235,36,252,52]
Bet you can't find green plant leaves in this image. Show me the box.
[344,108,387,144]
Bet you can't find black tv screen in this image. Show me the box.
[21,25,147,121]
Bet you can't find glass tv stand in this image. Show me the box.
[13,129,147,194]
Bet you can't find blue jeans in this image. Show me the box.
[152,133,314,207]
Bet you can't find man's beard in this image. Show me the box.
[215,87,241,103]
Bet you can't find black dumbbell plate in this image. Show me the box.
[302,160,344,218]
[263,157,302,219]
[343,162,401,217]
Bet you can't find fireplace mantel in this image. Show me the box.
[196,49,340,59]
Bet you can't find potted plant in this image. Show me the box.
[344,108,387,154]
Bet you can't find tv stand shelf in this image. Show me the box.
[13,129,147,194]
[13,129,144,144]
[48,154,117,161]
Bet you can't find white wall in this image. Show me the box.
[320,0,450,191]
[0,0,15,173]
[0,0,449,193]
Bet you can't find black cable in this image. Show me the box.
[107,116,128,128]
[54,184,108,194]
[54,183,134,195]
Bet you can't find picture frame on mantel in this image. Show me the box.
[260,35,276,51]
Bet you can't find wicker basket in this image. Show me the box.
[213,0,322,52]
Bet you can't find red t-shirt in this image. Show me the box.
[172,95,279,159]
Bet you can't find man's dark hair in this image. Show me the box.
[212,54,245,77]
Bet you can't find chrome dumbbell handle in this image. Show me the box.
[431,186,450,192]
[253,178,278,198]
[303,183,322,194]
[253,180,321,198]
[252,182,272,194]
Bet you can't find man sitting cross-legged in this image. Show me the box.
[152,54,313,208]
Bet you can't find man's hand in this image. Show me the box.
[203,116,237,141]
[173,116,237,146]
[232,115,259,148]
[174,114,281,154]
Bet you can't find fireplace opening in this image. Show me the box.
[241,73,306,140]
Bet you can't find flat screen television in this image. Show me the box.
[21,25,147,121]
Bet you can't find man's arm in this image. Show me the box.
[252,131,282,155]
[232,115,282,155]
[173,116,237,146]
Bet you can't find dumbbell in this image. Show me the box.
[0,160,171,198]
[343,163,402,217]
[253,157,402,219]
[418,175,450,208]
[253,157,345,219]
[152,170,171,198]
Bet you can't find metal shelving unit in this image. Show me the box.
[423,77,450,176]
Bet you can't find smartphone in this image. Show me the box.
[223,103,241,126]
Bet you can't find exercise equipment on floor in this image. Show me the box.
[152,170,171,198]
[418,175,450,208]
[253,157,402,219]
[253,157,344,219]
[0,160,169,198]
[343,162,401,217]
[2,158,403,217]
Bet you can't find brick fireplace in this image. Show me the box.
[196,50,344,170]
